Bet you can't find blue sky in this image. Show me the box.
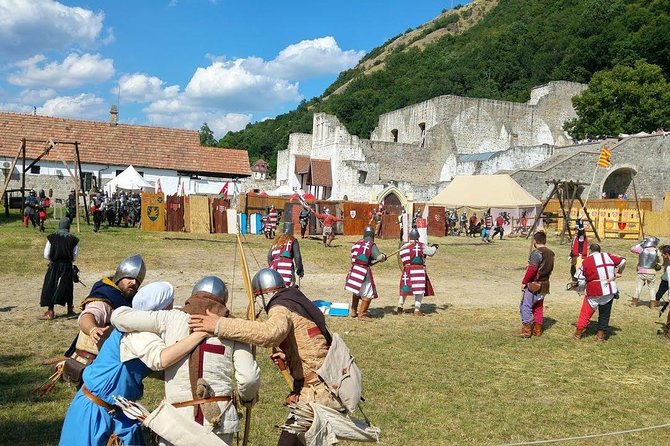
[0,0,465,138]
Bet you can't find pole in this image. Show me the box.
[74,142,90,224]
[631,173,645,238]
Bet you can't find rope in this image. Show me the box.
[490,422,670,446]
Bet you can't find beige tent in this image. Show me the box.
[429,174,540,209]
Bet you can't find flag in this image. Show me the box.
[219,182,229,199]
[179,181,185,197]
[155,178,163,194]
[597,146,612,168]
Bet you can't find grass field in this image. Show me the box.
[1,213,670,445]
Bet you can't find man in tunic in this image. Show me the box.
[111,276,261,446]
[268,222,304,287]
[59,282,207,446]
[629,236,660,307]
[298,205,311,239]
[345,227,386,321]
[313,207,341,247]
[66,189,77,221]
[516,231,555,338]
[396,228,438,316]
[67,255,147,377]
[188,268,346,446]
[38,217,80,320]
[23,189,38,228]
[573,243,626,341]
[568,217,589,286]
[264,205,279,239]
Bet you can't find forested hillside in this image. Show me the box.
[218,0,670,169]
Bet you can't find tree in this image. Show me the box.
[563,60,670,140]
[198,123,218,147]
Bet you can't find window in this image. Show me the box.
[391,129,398,142]
[358,170,368,184]
[419,123,426,148]
[30,165,40,174]
[82,172,94,191]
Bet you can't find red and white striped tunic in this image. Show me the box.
[399,241,434,296]
[344,239,377,298]
[269,239,295,286]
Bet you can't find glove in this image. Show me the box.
[296,269,304,278]
[377,254,387,263]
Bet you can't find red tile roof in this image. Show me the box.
[0,112,251,177]
[310,159,332,187]
[294,155,310,174]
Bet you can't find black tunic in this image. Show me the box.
[39,232,79,307]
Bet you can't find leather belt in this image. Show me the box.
[82,385,115,413]
[74,349,97,362]
[303,372,321,386]
[172,395,232,408]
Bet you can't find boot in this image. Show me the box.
[37,310,55,320]
[630,298,639,307]
[595,329,607,342]
[514,323,532,338]
[350,296,359,318]
[66,304,77,318]
[651,300,659,309]
[573,327,584,340]
[532,323,543,337]
[394,306,403,315]
[357,299,373,322]
[414,309,425,316]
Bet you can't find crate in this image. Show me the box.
[329,302,350,317]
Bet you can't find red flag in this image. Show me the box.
[219,182,229,199]
[156,178,163,194]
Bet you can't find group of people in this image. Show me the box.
[23,189,51,231]
[89,189,142,232]
[40,247,365,446]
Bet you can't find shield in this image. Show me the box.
[146,205,160,222]
[350,210,357,219]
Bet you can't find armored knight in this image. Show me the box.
[630,236,660,307]
[345,227,386,321]
[396,228,437,316]
[268,222,304,287]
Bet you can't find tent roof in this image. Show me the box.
[105,165,153,192]
[269,184,294,196]
[428,174,541,208]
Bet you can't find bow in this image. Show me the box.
[235,231,256,446]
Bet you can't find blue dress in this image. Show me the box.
[59,329,151,446]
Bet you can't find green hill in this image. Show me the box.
[219,0,670,170]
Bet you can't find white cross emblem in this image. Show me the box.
[402,272,409,286]
[412,243,422,257]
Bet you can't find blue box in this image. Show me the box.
[328,302,350,317]
[312,300,331,315]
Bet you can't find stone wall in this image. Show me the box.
[512,135,670,207]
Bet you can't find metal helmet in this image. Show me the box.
[409,228,420,241]
[324,208,330,214]
[251,268,286,297]
[363,226,375,241]
[283,222,294,235]
[192,275,228,304]
[642,236,660,248]
[112,254,146,284]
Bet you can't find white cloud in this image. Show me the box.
[19,88,56,104]
[8,53,114,89]
[117,73,180,103]
[0,0,105,60]
[263,36,365,80]
[0,102,32,113]
[146,108,251,138]
[37,93,106,119]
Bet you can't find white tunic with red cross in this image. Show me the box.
[399,241,434,296]
[344,239,378,298]
[270,239,296,286]
[576,252,626,297]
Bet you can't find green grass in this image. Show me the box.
[1,212,670,445]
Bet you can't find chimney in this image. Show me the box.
[110,105,118,126]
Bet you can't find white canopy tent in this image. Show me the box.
[429,174,540,209]
[269,184,294,196]
[104,165,153,194]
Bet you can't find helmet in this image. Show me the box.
[283,222,294,235]
[112,254,146,284]
[324,208,330,214]
[363,226,375,241]
[251,268,286,296]
[30,189,36,196]
[192,275,228,304]
[642,236,660,248]
[409,228,420,240]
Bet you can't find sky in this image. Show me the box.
[0,0,466,139]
